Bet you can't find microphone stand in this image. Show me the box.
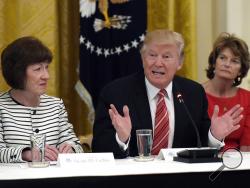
[173,93,221,163]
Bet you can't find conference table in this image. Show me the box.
[1,152,250,188]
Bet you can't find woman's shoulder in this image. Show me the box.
[0,91,10,97]
[201,80,209,91]
[238,87,250,96]
[0,91,12,103]
[237,88,250,106]
[40,94,63,104]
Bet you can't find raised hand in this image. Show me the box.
[210,104,243,141]
[108,104,132,143]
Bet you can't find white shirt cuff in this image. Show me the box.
[115,133,130,151]
[208,129,225,149]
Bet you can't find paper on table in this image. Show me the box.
[157,148,213,161]
[157,148,184,161]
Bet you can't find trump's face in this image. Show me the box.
[141,43,182,89]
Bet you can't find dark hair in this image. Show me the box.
[1,36,53,89]
[206,32,250,86]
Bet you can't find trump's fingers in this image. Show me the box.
[212,105,219,118]
[233,115,244,125]
[110,104,119,115]
[123,105,130,118]
[229,124,240,134]
[225,104,242,117]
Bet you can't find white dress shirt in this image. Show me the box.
[145,78,175,148]
[116,77,224,150]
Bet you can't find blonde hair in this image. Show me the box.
[140,29,185,61]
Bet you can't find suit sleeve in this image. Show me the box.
[199,86,211,147]
[92,89,128,159]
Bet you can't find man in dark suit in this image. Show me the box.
[92,29,243,159]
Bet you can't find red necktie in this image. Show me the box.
[151,89,169,155]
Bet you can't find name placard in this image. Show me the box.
[157,148,187,161]
[158,148,215,161]
[57,153,115,167]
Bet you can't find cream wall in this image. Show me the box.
[196,0,250,90]
[196,0,213,84]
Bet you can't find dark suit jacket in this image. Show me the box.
[92,72,211,158]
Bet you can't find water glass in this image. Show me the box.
[29,134,49,167]
[136,129,153,160]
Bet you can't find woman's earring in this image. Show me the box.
[237,76,241,82]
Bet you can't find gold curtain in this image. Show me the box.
[0,0,196,138]
[0,0,59,93]
[147,0,197,80]
[0,0,91,136]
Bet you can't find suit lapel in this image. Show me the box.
[132,73,152,130]
[172,77,186,147]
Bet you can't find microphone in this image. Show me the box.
[173,92,221,163]
[176,93,202,148]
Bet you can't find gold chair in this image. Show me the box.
[78,134,93,152]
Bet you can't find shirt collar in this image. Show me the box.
[145,77,173,101]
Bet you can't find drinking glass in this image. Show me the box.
[28,134,49,168]
[135,129,154,161]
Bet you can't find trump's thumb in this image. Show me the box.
[123,105,130,117]
[212,105,220,119]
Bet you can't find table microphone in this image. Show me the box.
[173,92,221,163]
